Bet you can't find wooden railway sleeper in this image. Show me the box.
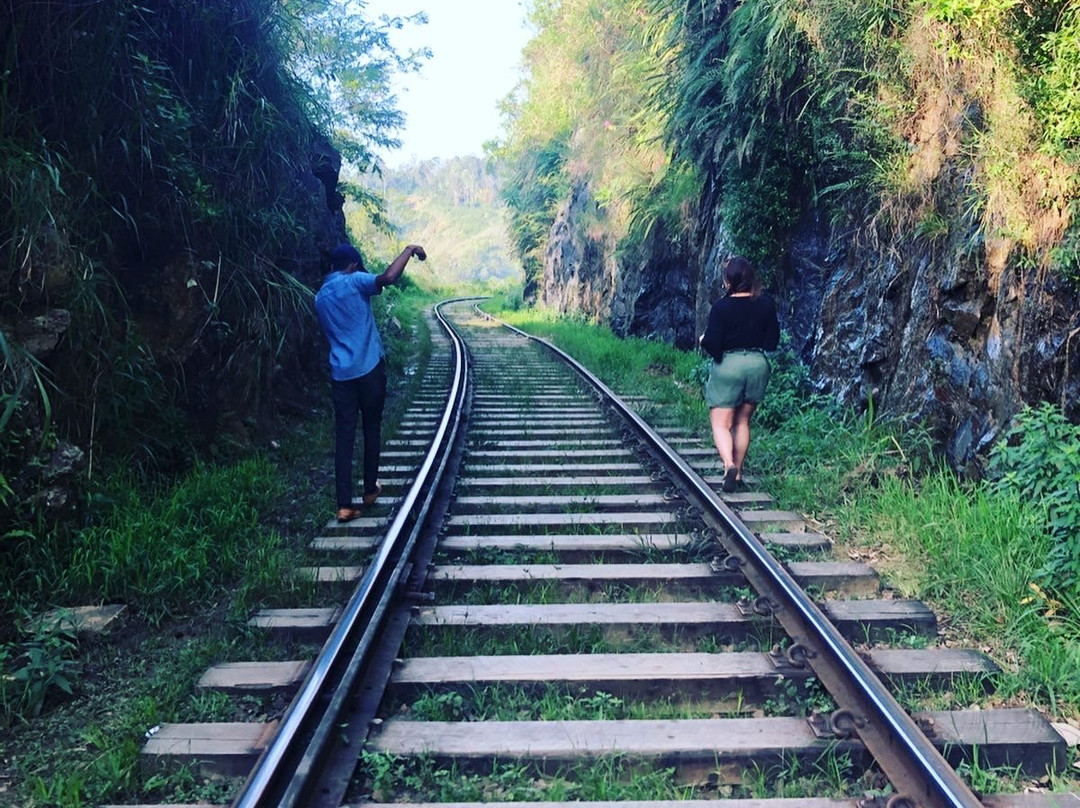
[395,302,1064,808]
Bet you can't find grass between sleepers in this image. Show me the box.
[352,747,874,803]
[385,679,837,723]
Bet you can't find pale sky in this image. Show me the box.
[362,0,533,166]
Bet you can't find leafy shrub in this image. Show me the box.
[1037,3,1080,149]
[923,0,1021,29]
[755,333,831,430]
[500,137,571,296]
[987,403,1080,591]
[0,620,79,727]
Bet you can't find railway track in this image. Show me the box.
[129,299,1078,808]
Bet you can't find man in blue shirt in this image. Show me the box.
[315,242,426,522]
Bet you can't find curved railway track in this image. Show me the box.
[130,299,1077,808]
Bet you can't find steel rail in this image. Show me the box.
[230,299,471,808]
[479,305,984,808]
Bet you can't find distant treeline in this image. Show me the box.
[351,155,522,284]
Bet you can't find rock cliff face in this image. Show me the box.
[539,178,702,351]
[786,221,1080,470]
[536,175,1080,472]
[540,180,620,320]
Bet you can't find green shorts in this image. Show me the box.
[705,350,771,408]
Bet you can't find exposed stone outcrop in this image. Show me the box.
[540,180,701,350]
[790,226,1080,470]
[536,169,1079,472]
[618,227,698,351]
[541,180,619,319]
[15,309,72,358]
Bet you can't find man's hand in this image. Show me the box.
[379,243,427,288]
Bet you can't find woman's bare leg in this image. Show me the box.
[732,401,757,479]
[709,407,736,470]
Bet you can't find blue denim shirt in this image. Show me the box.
[314,271,383,381]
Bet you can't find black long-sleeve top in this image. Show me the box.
[700,294,780,362]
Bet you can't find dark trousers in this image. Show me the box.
[331,359,386,508]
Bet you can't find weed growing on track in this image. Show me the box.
[443,546,563,565]
[892,672,998,713]
[741,749,859,800]
[391,680,842,724]
[354,747,878,803]
[762,676,835,717]
[441,581,684,606]
[356,751,698,802]
[404,624,617,657]
[394,684,719,722]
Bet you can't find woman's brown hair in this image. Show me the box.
[723,255,761,296]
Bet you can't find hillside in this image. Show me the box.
[496,0,1080,471]
[349,156,522,285]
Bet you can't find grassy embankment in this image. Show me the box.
[0,281,441,807]
[485,298,1080,738]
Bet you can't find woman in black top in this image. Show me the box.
[699,257,780,492]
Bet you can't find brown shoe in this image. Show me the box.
[336,507,364,523]
[362,483,383,506]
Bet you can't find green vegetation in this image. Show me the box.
[0,621,79,730]
[0,0,428,579]
[358,752,698,803]
[65,460,293,622]
[404,621,737,659]
[0,281,439,806]
[397,686,712,722]
[392,679,835,723]
[356,747,869,803]
[0,1,438,797]
[497,0,1080,284]
[988,403,1080,589]
[495,0,682,295]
